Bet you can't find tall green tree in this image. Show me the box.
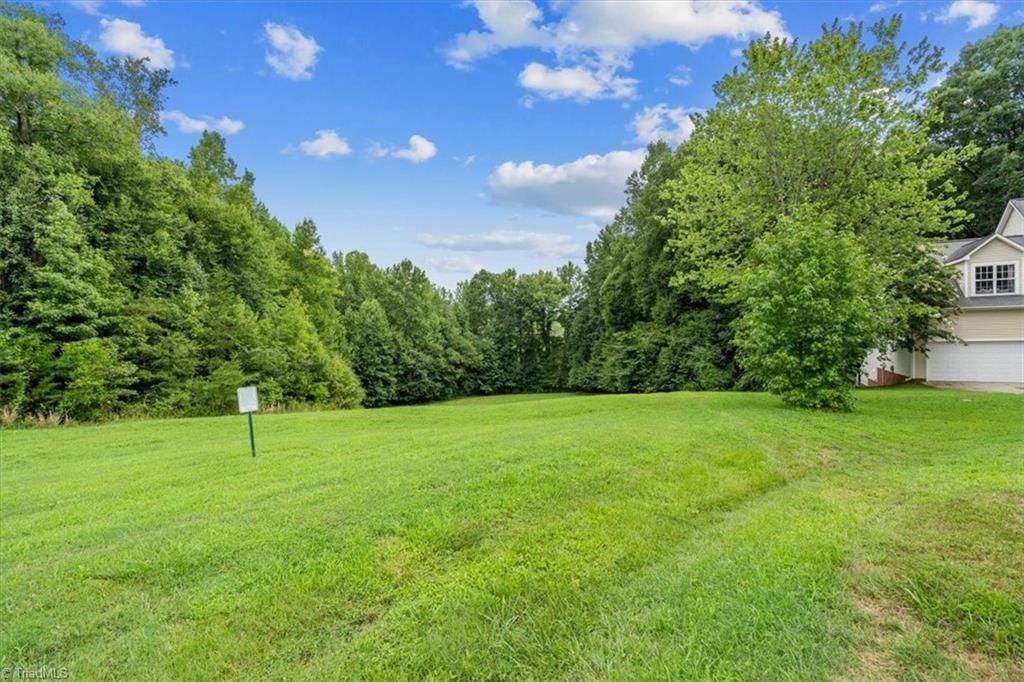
[0,7,371,420]
[929,26,1024,237]
[564,143,738,393]
[286,218,340,339]
[665,18,965,356]
[341,299,397,407]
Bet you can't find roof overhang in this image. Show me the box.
[959,304,1024,310]
[996,199,1024,235]
[946,233,1024,265]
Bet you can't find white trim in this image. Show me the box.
[996,200,1024,235]
[931,338,1024,343]
[971,261,1019,296]
[959,305,1024,311]
[947,233,1024,265]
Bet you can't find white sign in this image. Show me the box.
[237,386,259,414]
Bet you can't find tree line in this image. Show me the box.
[2,5,1020,419]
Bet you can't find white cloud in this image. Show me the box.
[121,0,146,6]
[296,130,351,157]
[264,22,322,80]
[667,65,693,87]
[447,1,785,106]
[423,256,484,273]
[869,1,901,12]
[935,1,998,30]
[393,135,438,163]
[161,111,244,135]
[445,0,554,67]
[447,1,787,67]
[518,62,636,101]
[632,104,696,146]
[371,135,438,163]
[70,0,103,14]
[417,230,581,258]
[99,18,175,69]
[488,149,646,221]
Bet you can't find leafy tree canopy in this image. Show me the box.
[929,25,1024,237]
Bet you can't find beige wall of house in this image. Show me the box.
[972,238,1023,264]
[951,309,1024,340]
[865,202,1024,384]
[914,349,926,378]
[958,238,1024,293]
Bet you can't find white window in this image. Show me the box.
[973,263,1017,296]
[996,264,1016,294]
[975,265,994,294]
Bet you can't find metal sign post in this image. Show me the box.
[247,412,256,457]
[237,386,259,457]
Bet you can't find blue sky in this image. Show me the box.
[50,0,1018,288]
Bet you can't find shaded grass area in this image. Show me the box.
[1,388,1021,679]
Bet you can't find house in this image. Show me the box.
[863,199,1024,386]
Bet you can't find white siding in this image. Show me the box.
[862,347,913,383]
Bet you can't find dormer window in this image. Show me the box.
[996,264,1016,293]
[973,263,1016,295]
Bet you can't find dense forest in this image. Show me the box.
[2,5,1021,420]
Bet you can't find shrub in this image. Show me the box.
[733,210,883,410]
[58,339,136,420]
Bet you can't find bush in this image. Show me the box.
[733,210,883,410]
[58,339,136,420]
[578,312,739,394]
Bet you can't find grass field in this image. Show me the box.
[1,388,1022,680]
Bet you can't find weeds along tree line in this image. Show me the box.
[2,5,1021,418]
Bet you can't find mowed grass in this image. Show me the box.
[1,389,1022,680]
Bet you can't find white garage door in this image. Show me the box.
[928,341,1024,383]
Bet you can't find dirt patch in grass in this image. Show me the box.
[950,644,1019,682]
[843,485,1024,680]
[847,593,923,680]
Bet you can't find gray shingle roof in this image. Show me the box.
[937,234,1024,264]
[940,237,985,263]
[959,294,1024,309]
[935,202,1024,307]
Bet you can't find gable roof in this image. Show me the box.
[944,233,1024,264]
[932,201,1024,263]
[996,198,1024,235]
[941,237,985,263]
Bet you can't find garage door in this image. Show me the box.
[928,341,1024,383]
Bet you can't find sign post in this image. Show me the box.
[237,386,259,457]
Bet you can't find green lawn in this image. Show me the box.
[1,388,1022,680]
